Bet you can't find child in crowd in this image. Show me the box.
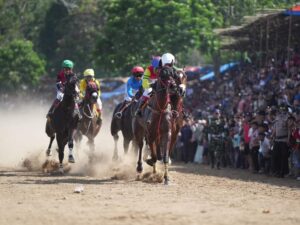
[258,132,271,174]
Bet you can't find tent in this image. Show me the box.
[284,4,300,16]
[199,62,239,81]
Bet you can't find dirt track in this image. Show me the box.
[0,105,300,225]
[1,163,300,225]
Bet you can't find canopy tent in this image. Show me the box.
[199,62,238,81]
[284,4,300,16]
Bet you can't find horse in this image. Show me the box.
[110,99,139,160]
[133,67,179,184]
[45,75,79,173]
[169,69,187,159]
[74,82,101,155]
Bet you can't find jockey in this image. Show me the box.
[79,68,102,125]
[135,56,161,116]
[136,53,186,117]
[114,66,143,118]
[46,59,80,118]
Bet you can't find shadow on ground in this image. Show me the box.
[170,162,300,189]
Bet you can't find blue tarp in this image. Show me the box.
[199,62,239,81]
[101,83,126,100]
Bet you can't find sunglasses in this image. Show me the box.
[134,73,143,77]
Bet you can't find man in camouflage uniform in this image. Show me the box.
[206,109,225,169]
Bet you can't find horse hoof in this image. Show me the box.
[46,149,52,156]
[59,168,64,175]
[112,155,118,161]
[146,159,154,167]
[68,155,75,163]
[136,165,143,173]
[164,178,169,185]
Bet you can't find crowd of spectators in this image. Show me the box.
[174,49,300,180]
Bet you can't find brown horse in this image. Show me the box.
[110,100,139,161]
[74,85,101,156]
[45,75,79,173]
[169,70,187,159]
[133,67,179,184]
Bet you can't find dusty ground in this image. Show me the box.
[0,104,300,225]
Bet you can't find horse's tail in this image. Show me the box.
[110,103,122,136]
[45,118,55,137]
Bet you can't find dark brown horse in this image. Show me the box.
[133,67,179,184]
[45,75,79,173]
[111,100,138,160]
[74,85,101,155]
[169,70,187,159]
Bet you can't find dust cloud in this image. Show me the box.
[0,101,139,179]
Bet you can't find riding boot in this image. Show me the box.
[46,99,60,118]
[96,108,102,125]
[135,98,148,117]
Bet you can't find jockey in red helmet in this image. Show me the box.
[114,66,144,118]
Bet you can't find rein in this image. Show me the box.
[82,100,95,135]
[154,78,171,143]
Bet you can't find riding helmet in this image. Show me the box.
[62,59,74,69]
[83,69,95,77]
[161,53,175,66]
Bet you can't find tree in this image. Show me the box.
[95,0,223,75]
[0,39,46,91]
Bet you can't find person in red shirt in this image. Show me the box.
[46,59,79,118]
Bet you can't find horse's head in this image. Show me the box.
[157,67,177,93]
[64,75,79,99]
[85,81,99,104]
[175,69,187,97]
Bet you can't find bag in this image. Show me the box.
[194,145,204,163]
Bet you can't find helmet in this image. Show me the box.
[161,53,175,66]
[131,66,144,75]
[83,68,95,77]
[62,59,74,69]
[151,56,161,68]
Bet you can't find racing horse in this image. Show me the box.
[45,75,79,173]
[169,69,187,159]
[74,82,101,155]
[110,99,139,160]
[133,66,179,184]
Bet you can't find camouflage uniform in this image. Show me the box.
[207,117,225,169]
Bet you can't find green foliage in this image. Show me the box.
[0,39,46,91]
[0,0,298,84]
[95,0,223,75]
[0,0,54,45]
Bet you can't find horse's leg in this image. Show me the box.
[136,137,144,174]
[45,119,55,156]
[87,137,95,163]
[161,130,172,185]
[123,138,130,155]
[112,134,119,161]
[46,135,55,156]
[133,119,145,174]
[56,133,65,174]
[146,141,158,174]
[68,130,75,163]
